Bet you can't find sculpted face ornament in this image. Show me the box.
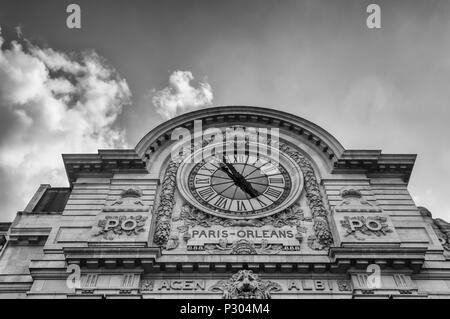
[210,270,282,299]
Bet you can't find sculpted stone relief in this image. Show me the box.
[419,207,450,257]
[275,141,334,250]
[340,216,392,240]
[102,186,150,212]
[432,218,450,254]
[153,160,181,246]
[91,186,150,240]
[333,187,399,243]
[203,239,287,255]
[94,215,148,240]
[209,270,282,299]
[334,187,382,213]
[152,133,334,251]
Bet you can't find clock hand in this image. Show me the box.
[222,157,260,198]
[238,178,260,198]
[218,162,239,183]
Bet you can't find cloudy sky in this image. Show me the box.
[0,0,449,221]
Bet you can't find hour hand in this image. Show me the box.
[218,162,238,182]
[239,179,260,198]
[223,157,240,176]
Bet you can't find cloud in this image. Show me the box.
[0,27,131,220]
[152,70,213,120]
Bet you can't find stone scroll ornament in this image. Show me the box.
[210,270,282,299]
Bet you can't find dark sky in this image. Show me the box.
[0,0,449,220]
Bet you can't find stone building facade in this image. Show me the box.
[0,105,449,299]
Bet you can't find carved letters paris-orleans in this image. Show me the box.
[174,203,306,251]
[210,270,282,299]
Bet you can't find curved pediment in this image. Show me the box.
[135,105,345,166]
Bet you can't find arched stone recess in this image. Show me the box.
[146,107,337,251]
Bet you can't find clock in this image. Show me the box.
[177,142,303,219]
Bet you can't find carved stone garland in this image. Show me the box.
[153,136,334,250]
[153,159,182,246]
[153,138,211,246]
[276,141,334,249]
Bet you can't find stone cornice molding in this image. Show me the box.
[62,149,148,185]
[134,106,417,183]
[333,151,416,182]
[329,247,427,273]
[0,223,11,233]
[63,247,161,268]
[60,106,417,185]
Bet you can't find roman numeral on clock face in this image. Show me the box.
[236,200,247,211]
[235,154,246,163]
[195,177,210,185]
[250,196,269,209]
[213,196,228,209]
[197,187,216,201]
[265,187,282,199]
[269,177,284,184]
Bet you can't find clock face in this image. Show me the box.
[189,153,291,216]
[177,143,303,219]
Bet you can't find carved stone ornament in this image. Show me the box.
[334,187,382,213]
[103,186,150,212]
[165,234,179,250]
[337,280,353,291]
[276,141,334,250]
[153,138,212,247]
[210,270,282,299]
[432,218,450,252]
[199,239,291,255]
[94,215,148,240]
[140,279,154,291]
[340,216,392,240]
[419,207,450,257]
[175,202,306,229]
